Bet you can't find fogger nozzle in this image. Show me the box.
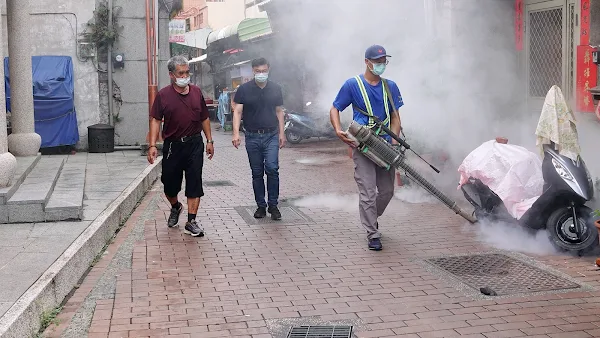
[346,121,477,224]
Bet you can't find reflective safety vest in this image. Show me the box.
[353,75,391,133]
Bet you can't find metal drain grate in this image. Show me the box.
[287,325,353,338]
[426,253,581,296]
[234,205,313,225]
[204,180,235,187]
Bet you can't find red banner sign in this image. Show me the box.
[515,0,523,51]
[581,0,591,45]
[576,45,597,112]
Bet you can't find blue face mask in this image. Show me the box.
[255,73,269,83]
[370,62,386,76]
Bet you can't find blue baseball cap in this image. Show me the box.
[365,45,391,59]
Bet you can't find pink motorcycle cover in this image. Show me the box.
[458,140,544,220]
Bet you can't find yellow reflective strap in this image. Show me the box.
[354,75,375,127]
[354,76,391,129]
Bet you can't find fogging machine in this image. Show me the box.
[346,117,477,223]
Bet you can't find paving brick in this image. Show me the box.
[455,325,497,335]
[481,330,525,338]
[519,325,564,335]
[355,329,396,338]
[416,329,461,337]
[42,130,600,338]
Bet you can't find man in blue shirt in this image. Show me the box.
[330,45,404,251]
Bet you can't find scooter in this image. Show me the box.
[284,102,337,144]
[460,143,599,255]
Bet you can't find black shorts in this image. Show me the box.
[161,136,204,198]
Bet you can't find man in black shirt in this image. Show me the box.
[232,58,285,220]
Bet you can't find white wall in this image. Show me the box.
[245,4,268,19]
[207,0,245,30]
[110,0,171,146]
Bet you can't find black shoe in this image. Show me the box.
[168,204,183,228]
[184,220,204,237]
[368,238,382,251]
[254,207,267,218]
[268,206,282,221]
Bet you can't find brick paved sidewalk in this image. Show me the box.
[44,131,600,338]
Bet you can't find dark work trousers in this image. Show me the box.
[161,135,205,198]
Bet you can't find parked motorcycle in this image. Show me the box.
[284,102,337,144]
[460,143,599,255]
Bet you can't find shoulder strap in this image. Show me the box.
[381,79,398,114]
[354,75,374,116]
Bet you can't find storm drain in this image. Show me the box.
[234,205,313,225]
[425,253,581,296]
[204,180,236,187]
[287,326,353,338]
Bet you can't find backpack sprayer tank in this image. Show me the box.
[346,121,477,224]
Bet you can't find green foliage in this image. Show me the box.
[34,306,63,338]
[169,0,184,19]
[87,1,123,50]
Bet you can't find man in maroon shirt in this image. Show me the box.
[147,55,214,237]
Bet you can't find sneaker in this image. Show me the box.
[268,206,282,221]
[254,207,267,218]
[368,238,382,251]
[167,204,183,228]
[184,220,204,237]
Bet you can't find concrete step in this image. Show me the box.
[0,154,41,205]
[5,156,66,223]
[45,161,86,221]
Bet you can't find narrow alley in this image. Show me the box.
[42,128,600,338]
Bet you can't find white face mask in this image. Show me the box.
[255,73,269,83]
[175,76,190,88]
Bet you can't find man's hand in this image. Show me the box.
[206,143,214,159]
[279,133,286,149]
[336,130,357,148]
[232,133,241,149]
[147,146,158,164]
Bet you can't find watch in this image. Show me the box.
[207,140,214,144]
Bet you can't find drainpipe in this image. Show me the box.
[107,0,114,126]
[156,0,159,85]
[145,0,157,113]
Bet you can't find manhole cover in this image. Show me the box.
[204,180,235,187]
[425,253,581,296]
[234,205,313,225]
[287,326,353,338]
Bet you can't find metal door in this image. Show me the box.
[525,0,569,115]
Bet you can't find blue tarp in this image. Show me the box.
[4,55,80,148]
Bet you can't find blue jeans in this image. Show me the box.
[245,130,279,208]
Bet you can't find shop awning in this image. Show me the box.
[207,18,272,45]
[174,28,212,49]
[237,18,272,41]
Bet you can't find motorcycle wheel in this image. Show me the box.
[547,206,599,255]
[285,130,303,144]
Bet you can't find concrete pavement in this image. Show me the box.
[0,151,161,337]
[43,129,600,338]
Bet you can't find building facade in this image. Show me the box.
[178,0,247,31]
[244,0,268,19]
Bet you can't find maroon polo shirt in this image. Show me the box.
[150,84,209,140]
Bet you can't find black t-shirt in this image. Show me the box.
[233,80,283,131]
